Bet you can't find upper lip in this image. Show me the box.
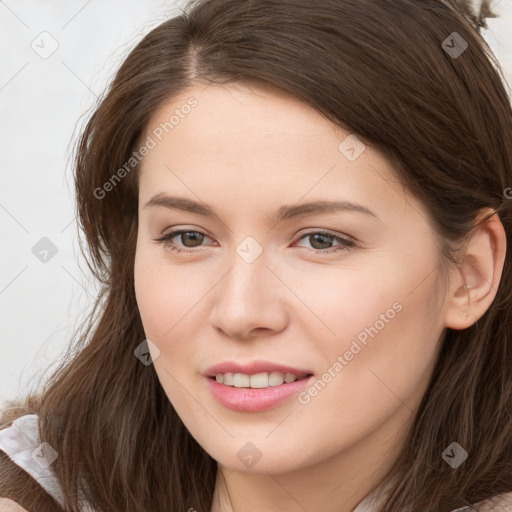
[204,360,314,379]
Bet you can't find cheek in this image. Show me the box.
[324,275,442,419]
[134,244,209,348]
[300,255,443,403]
[134,244,174,338]
[133,249,194,401]
[284,262,396,343]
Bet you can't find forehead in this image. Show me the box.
[143,81,344,153]
[140,82,371,183]
[137,82,429,230]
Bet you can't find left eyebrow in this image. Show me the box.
[273,199,380,223]
[143,193,381,223]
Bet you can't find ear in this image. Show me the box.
[443,208,507,330]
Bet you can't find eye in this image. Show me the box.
[293,231,356,254]
[153,229,213,253]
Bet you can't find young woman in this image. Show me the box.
[1,0,512,510]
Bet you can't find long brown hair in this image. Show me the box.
[2,1,512,510]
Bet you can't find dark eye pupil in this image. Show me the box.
[181,231,204,247]
[310,234,332,249]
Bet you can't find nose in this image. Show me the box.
[209,242,289,340]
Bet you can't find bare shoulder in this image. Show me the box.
[474,491,512,512]
[0,498,29,512]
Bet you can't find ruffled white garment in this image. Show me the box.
[0,414,95,511]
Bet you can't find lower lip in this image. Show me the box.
[205,375,314,412]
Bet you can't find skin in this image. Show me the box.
[0,498,29,511]
[133,82,506,512]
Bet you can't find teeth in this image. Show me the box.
[214,372,300,388]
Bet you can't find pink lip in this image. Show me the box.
[204,360,313,379]
[206,375,315,412]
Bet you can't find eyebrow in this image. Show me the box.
[143,193,380,223]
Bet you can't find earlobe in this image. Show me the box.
[443,209,507,331]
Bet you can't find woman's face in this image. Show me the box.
[134,81,448,474]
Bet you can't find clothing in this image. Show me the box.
[0,414,94,512]
[1,414,511,512]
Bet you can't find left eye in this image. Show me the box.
[153,229,356,254]
[295,231,356,253]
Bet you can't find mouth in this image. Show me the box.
[208,371,314,389]
[205,372,316,412]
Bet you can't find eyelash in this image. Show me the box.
[153,229,356,255]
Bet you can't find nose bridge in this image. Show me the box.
[211,234,286,337]
[223,234,269,303]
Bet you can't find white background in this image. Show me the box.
[1,0,512,407]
